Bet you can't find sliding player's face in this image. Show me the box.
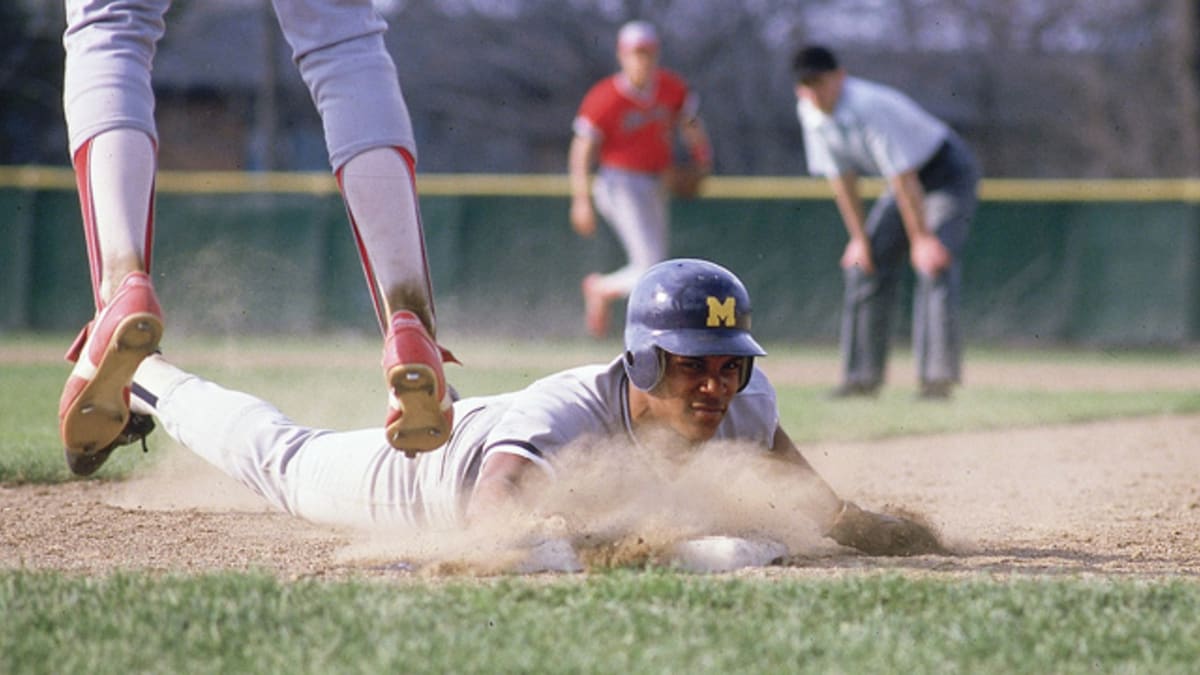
[644,353,747,443]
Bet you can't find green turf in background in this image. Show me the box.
[3,336,1199,483]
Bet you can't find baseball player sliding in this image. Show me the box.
[569,21,713,338]
[58,0,454,476]
[103,259,942,566]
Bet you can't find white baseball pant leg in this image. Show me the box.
[272,0,435,330]
[134,359,461,531]
[591,168,670,297]
[63,0,168,303]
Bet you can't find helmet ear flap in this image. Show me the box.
[624,346,664,391]
[737,357,756,392]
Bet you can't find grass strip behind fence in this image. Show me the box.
[3,336,1200,482]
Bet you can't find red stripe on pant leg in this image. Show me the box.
[72,138,158,308]
[143,137,158,274]
[144,183,156,274]
[73,141,103,310]
[336,166,387,334]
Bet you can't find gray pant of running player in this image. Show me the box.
[591,167,670,297]
[63,0,415,167]
[840,133,981,388]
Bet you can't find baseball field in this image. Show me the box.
[2,333,1199,672]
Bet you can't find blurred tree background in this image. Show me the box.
[4,0,1198,178]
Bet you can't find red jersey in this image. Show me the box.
[573,69,695,173]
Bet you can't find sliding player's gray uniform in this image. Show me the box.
[63,0,414,168]
[798,76,980,387]
[147,359,779,531]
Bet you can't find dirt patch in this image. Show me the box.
[3,412,1197,580]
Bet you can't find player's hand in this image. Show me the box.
[910,234,951,277]
[664,163,708,199]
[570,197,597,237]
[825,500,946,556]
[840,237,875,274]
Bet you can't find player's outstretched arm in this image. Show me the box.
[465,451,583,572]
[768,426,846,521]
[770,426,946,556]
[465,451,536,527]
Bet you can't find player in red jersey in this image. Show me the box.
[569,20,713,338]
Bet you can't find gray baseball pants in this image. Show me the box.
[63,0,415,169]
[840,132,981,388]
[591,167,670,297]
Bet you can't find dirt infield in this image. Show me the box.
[2,350,1198,580]
[2,413,1196,580]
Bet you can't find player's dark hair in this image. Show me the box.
[792,45,839,84]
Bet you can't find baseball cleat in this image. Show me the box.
[382,310,455,457]
[59,271,163,474]
[63,412,156,477]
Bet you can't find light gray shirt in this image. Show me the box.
[798,76,948,179]
[420,358,780,526]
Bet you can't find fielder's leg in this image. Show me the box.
[60,0,168,474]
[335,139,453,459]
[274,0,453,454]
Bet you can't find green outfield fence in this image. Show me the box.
[2,167,1198,346]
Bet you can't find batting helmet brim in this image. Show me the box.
[651,328,766,359]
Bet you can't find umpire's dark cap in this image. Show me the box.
[792,45,840,84]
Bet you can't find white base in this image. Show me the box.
[671,536,788,573]
[513,538,584,574]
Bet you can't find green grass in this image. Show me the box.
[5,334,1199,482]
[775,385,1200,443]
[2,570,1199,674]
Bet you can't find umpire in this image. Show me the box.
[792,45,981,399]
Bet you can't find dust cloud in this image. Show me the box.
[110,417,947,574]
[327,430,859,575]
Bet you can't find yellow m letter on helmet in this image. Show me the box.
[706,296,736,327]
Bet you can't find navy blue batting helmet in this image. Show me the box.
[623,258,766,392]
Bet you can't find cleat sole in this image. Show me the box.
[61,312,163,456]
[385,363,450,454]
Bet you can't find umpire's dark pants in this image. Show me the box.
[840,132,981,388]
